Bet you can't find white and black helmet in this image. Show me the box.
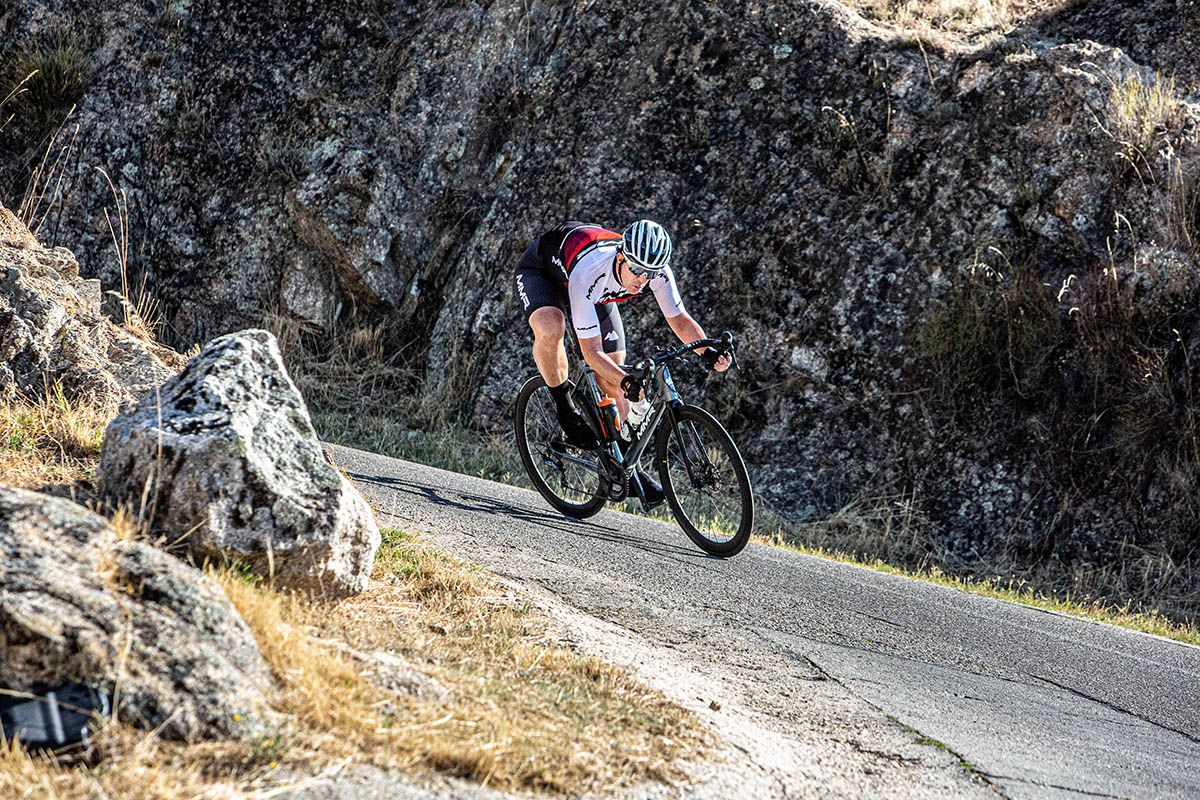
[620,219,672,273]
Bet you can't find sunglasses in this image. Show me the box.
[620,252,665,278]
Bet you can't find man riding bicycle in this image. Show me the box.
[513,218,731,505]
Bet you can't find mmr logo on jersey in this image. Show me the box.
[516,274,530,309]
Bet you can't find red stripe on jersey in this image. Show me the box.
[563,227,620,273]
[599,294,640,305]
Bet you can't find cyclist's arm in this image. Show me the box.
[578,335,632,388]
[666,312,731,372]
[568,273,638,389]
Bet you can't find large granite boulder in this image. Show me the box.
[0,486,278,741]
[0,205,184,410]
[97,329,380,597]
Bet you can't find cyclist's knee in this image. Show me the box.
[595,373,620,396]
[529,306,565,341]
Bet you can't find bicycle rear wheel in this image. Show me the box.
[656,404,753,556]
[514,376,607,518]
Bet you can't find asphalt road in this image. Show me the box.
[330,443,1200,800]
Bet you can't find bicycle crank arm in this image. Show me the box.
[629,470,655,512]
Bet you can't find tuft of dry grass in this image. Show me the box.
[0,384,107,490]
[95,166,165,341]
[840,0,1071,47]
[1165,153,1199,254]
[1107,72,1183,158]
[2,530,708,797]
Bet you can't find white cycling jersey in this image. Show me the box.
[567,241,685,340]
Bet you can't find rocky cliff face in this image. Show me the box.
[3,1,1199,614]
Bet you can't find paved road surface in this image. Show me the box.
[330,444,1200,799]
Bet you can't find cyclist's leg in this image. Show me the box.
[529,307,568,385]
[514,242,569,385]
[593,304,629,416]
[515,248,597,448]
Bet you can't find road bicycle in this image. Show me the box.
[514,328,754,557]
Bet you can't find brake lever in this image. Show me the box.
[718,332,738,372]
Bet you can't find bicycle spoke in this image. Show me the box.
[665,420,744,545]
[524,386,597,504]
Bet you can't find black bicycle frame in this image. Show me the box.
[558,324,693,511]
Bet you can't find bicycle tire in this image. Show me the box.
[514,375,607,519]
[656,404,753,556]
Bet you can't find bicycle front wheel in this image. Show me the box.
[514,376,607,519]
[656,404,753,556]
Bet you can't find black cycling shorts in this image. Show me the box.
[513,239,625,353]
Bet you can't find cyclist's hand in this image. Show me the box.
[620,373,644,402]
[700,349,731,372]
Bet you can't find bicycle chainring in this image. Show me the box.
[598,458,628,502]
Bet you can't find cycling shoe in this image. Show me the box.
[557,405,600,450]
[636,466,665,508]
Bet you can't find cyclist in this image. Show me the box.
[513,219,731,503]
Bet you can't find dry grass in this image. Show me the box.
[266,311,415,417]
[224,529,707,793]
[0,384,107,490]
[264,308,527,486]
[95,166,164,340]
[0,723,241,800]
[315,408,523,486]
[840,0,1070,46]
[1166,159,1200,254]
[1,530,708,798]
[1107,72,1183,158]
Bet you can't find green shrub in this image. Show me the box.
[913,250,1200,620]
[0,32,90,153]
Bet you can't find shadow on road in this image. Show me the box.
[345,469,712,562]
